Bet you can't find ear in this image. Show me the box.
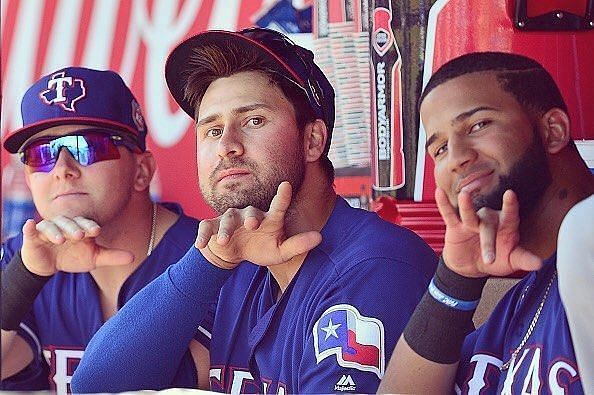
[303,119,328,162]
[539,108,571,154]
[133,151,156,192]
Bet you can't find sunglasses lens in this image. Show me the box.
[21,132,122,173]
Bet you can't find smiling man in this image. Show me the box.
[379,52,594,394]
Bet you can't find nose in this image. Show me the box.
[51,148,82,179]
[447,136,477,173]
[216,125,244,159]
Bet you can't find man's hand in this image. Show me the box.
[20,216,134,276]
[436,187,542,278]
[195,182,322,268]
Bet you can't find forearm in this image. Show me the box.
[1,251,48,376]
[379,257,486,393]
[1,252,51,331]
[379,335,458,394]
[1,329,18,361]
[71,247,233,393]
[1,330,34,379]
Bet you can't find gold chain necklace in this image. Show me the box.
[146,202,157,256]
[500,270,557,371]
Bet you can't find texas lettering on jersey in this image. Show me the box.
[457,347,580,394]
[209,367,288,395]
[42,346,84,393]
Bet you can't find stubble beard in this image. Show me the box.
[201,152,306,214]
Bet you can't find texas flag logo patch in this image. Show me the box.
[313,304,385,378]
[40,71,86,111]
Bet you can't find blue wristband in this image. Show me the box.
[428,278,480,311]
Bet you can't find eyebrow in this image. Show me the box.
[424,106,497,151]
[195,103,275,128]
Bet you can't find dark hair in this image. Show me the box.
[420,52,568,117]
[183,41,335,183]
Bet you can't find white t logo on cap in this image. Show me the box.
[40,72,86,112]
[49,76,73,102]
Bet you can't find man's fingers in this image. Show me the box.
[217,208,244,244]
[94,248,135,268]
[268,182,292,221]
[458,191,480,230]
[22,219,55,246]
[196,220,219,249]
[499,190,521,231]
[73,217,101,237]
[509,247,543,272]
[51,216,86,240]
[435,188,461,227]
[476,208,499,264]
[35,220,66,244]
[22,219,39,238]
[279,231,322,261]
[242,206,265,231]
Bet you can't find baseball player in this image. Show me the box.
[378,52,594,394]
[0,67,204,392]
[71,28,438,394]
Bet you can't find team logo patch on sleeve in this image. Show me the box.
[313,304,385,378]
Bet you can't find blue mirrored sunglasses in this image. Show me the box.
[19,128,139,173]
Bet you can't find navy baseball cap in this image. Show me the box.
[3,67,148,153]
[165,27,336,153]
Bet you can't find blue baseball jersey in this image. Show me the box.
[0,203,202,392]
[456,255,584,394]
[208,197,437,393]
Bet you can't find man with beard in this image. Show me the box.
[378,52,594,394]
[71,28,437,394]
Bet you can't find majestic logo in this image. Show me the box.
[40,71,86,111]
[372,8,394,56]
[313,304,385,378]
[335,374,356,392]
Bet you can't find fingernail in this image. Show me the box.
[483,251,494,263]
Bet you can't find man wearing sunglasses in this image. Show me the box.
[72,28,437,393]
[0,67,204,391]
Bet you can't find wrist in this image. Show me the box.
[402,256,488,364]
[2,251,53,330]
[168,247,235,303]
[433,255,488,307]
[199,245,237,270]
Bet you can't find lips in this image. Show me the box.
[53,191,87,200]
[215,168,252,182]
[455,170,494,194]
